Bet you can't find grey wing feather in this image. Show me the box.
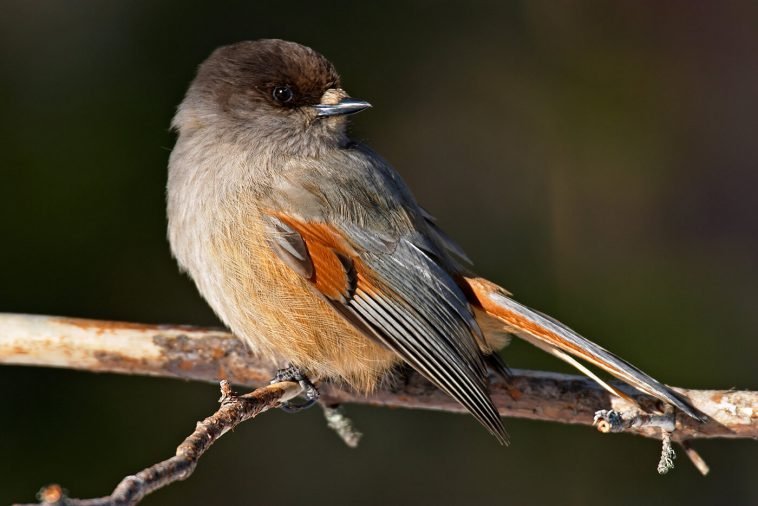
[343,235,508,443]
[349,289,507,443]
[419,207,473,267]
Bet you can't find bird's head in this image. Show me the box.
[173,39,370,151]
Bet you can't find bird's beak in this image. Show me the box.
[314,97,372,117]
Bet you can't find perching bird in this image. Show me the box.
[167,39,700,444]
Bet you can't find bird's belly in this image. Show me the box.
[198,211,398,391]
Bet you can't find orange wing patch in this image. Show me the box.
[273,213,360,302]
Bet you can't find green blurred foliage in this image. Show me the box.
[1,1,756,504]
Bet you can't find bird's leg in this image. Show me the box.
[270,365,319,413]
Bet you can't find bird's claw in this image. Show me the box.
[271,366,319,413]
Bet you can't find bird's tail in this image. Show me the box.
[463,277,703,421]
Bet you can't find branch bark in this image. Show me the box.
[2,313,755,441]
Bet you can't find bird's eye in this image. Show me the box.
[272,85,294,104]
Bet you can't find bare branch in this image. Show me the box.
[16,380,302,506]
[1,312,756,442]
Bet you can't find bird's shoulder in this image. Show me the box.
[261,142,473,276]
[265,143,423,241]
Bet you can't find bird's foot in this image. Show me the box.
[270,365,319,413]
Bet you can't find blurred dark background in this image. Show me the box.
[1,1,756,505]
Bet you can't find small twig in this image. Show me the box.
[593,409,676,434]
[679,441,710,476]
[593,408,708,475]
[320,403,363,448]
[18,380,303,506]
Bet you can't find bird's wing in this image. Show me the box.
[462,277,704,421]
[264,212,508,444]
[418,207,473,270]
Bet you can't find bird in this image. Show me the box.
[167,39,701,444]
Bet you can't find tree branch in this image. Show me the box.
[3,312,757,504]
[1,313,755,441]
